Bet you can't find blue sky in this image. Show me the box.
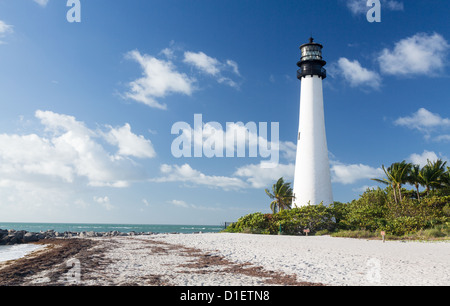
[0,0,449,225]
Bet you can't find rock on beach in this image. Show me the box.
[0,228,156,245]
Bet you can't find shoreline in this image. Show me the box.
[0,233,449,286]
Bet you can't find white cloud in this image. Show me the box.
[346,0,403,15]
[0,178,75,221]
[123,49,241,108]
[352,185,380,193]
[183,51,241,88]
[217,77,239,89]
[103,123,156,159]
[124,50,195,110]
[394,108,450,139]
[168,199,190,208]
[395,108,450,142]
[346,0,370,15]
[160,47,175,60]
[183,51,221,76]
[0,20,13,34]
[94,196,114,211]
[336,58,381,89]
[0,110,154,189]
[33,0,49,7]
[226,60,241,76]
[331,161,384,185]
[385,0,404,11]
[0,20,13,44]
[154,163,246,190]
[168,199,223,211]
[174,119,292,163]
[279,141,297,161]
[378,33,449,76]
[434,135,450,142]
[234,163,295,189]
[0,133,75,183]
[408,150,441,168]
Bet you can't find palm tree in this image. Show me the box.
[444,167,450,186]
[372,161,411,203]
[265,177,293,214]
[441,166,450,191]
[408,164,424,201]
[419,159,447,195]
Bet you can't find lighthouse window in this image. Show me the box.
[301,46,322,61]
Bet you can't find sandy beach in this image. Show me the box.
[0,233,449,286]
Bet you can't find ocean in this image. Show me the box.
[0,222,224,234]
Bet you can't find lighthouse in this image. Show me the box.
[293,38,333,207]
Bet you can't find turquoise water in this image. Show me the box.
[0,222,224,234]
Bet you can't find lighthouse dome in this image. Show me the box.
[297,38,327,79]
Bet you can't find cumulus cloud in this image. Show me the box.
[331,161,384,185]
[154,163,246,190]
[0,110,155,189]
[124,50,195,110]
[103,123,156,159]
[154,158,384,190]
[335,58,381,89]
[123,48,242,109]
[407,150,443,168]
[394,108,450,132]
[378,33,449,76]
[394,108,450,141]
[234,163,295,189]
[332,32,448,91]
[0,133,75,183]
[171,118,292,164]
[153,161,296,191]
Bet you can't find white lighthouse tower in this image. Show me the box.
[293,38,333,207]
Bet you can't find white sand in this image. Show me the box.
[150,233,450,286]
[21,233,450,286]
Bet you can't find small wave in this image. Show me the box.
[0,244,45,263]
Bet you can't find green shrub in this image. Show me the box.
[224,204,335,235]
[224,188,450,238]
[422,228,446,238]
[339,188,387,231]
[223,212,276,234]
[381,216,424,236]
[443,204,450,217]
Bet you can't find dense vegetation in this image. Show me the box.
[224,160,450,239]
